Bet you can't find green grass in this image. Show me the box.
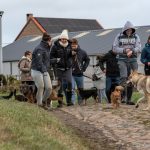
[132,91,143,102]
[0,99,89,150]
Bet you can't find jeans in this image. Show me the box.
[72,76,84,104]
[98,89,108,103]
[106,76,120,103]
[31,70,52,105]
[118,60,138,78]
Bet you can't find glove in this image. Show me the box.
[57,58,60,63]
[43,72,47,76]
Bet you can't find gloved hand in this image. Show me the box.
[43,72,47,76]
[57,58,60,63]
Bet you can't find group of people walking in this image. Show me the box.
[18,20,150,108]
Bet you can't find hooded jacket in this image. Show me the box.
[31,40,51,73]
[72,46,90,76]
[113,21,141,60]
[50,40,72,71]
[99,50,120,77]
[141,43,150,65]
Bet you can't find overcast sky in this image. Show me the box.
[0,0,149,46]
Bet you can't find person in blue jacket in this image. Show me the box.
[141,35,150,75]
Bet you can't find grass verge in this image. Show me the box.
[0,99,89,150]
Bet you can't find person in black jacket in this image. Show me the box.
[50,30,76,107]
[31,32,52,107]
[71,39,90,104]
[98,50,120,103]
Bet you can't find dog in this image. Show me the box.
[14,89,28,102]
[77,87,98,105]
[127,71,150,110]
[45,82,64,108]
[20,84,36,103]
[110,86,124,109]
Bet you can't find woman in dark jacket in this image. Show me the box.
[141,35,150,75]
[31,32,52,107]
[50,29,75,107]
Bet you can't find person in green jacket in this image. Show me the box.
[141,35,150,75]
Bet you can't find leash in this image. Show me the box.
[83,74,92,80]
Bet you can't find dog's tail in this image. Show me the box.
[146,77,150,93]
[0,90,14,100]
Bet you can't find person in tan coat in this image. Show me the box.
[18,51,32,83]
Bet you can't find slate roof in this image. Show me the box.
[3,26,150,62]
[35,17,103,33]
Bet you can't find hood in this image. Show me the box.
[122,21,135,35]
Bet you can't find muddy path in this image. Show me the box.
[51,103,150,150]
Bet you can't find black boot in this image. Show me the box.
[57,93,63,108]
[126,84,135,105]
[66,91,74,106]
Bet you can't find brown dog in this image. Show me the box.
[111,86,124,109]
[46,83,64,108]
[19,84,36,103]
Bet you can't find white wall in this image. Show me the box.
[12,61,20,78]
[3,62,11,75]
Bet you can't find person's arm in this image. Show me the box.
[19,59,30,72]
[113,34,124,54]
[82,52,90,72]
[140,47,148,64]
[98,54,107,72]
[133,34,141,53]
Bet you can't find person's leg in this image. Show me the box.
[144,65,150,75]
[101,88,108,103]
[71,76,76,104]
[56,70,64,107]
[106,77,112,103]
[74,76,84,105]
[42,72,52,104]
[31,70,44,106]
[97,89,101,103]
[64,69,73,106]
[118,61,128,102]
[126,62,135,105]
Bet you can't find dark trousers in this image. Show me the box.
[57,68,72,104]
[144,65,150,75]
[106,76,120,103]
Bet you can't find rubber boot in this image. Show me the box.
[57,93,63,108]
[66,91,74,106]
[126,84,135,105]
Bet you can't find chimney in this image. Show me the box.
[26,13,33,22]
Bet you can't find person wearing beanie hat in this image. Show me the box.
[141,35,150,75]
[113,21,141,105]
[59,29,69,40]
[50,29,75,107]
[31,32,52,108]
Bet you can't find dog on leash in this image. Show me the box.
[128,71,150,110]
[20,84,36,103]
[110,86,124,109]
[77,87,98,105]
[45,82,64,108]
[14,89,28,102]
